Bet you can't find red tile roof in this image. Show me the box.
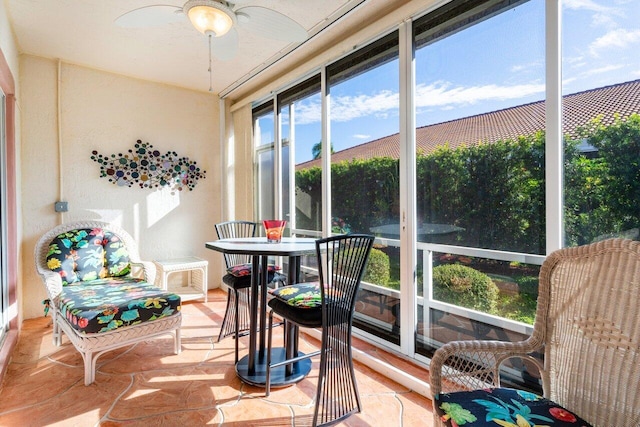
[297,79,640,169]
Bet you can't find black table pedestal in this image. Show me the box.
[235,347,312,387]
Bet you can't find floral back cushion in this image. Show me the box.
[46,228,131,285]
[102,231,131,276]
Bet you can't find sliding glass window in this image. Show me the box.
[247,0,639,390]
[253,100,275,222]
[278,75,322,237]
[413,0,545,390]
[327,31,401,345]
[562,2,640,247]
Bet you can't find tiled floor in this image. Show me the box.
[0,289,434,426]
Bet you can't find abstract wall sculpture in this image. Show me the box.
[91,140,206,193]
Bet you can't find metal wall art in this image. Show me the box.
[91,140,206,192]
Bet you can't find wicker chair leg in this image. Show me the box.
[174,328,181,354]
[83,351,95,386]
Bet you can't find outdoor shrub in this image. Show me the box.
[433,264,499,313]
[363,247,390,288]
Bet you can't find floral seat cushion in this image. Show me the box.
[268,282,343,308]
[226,263,281,277]
[434,387,592,427]
[46,227,131,285]
[223,263,286,290]
[269,282,322,308]
[58,276,181,334]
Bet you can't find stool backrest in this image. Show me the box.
[215,221,257,268]
[314,233,374,425]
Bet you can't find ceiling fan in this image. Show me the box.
[115,0,309,61]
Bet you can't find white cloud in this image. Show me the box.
[293,101,321,125]
[293,81,545,125]
[510,61,544,75]
[589,28,640,56]
[353,134,371,139]
[581,64,625,77]
[563,0,614,13]
[415,81,544,108]
[563,0,622,29]
[292,90,401,124]
[330,90,399,122]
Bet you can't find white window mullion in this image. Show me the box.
[274,100,283,219]
[321,66,331,238]
[288,103,296,230]
[545,0,563,254]
[399,19,417,357]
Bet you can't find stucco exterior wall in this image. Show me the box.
[20,56,224,320]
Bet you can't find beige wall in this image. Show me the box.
[0,2,19,80]
[20,56,224,320]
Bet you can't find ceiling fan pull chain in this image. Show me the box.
[208,33,213,92]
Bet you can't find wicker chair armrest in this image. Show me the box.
[38,269,63,301]
[430,339,539,396]
[131,260,157,285]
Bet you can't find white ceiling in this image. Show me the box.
[4,0,368,96]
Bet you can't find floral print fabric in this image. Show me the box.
[268,282,342,309]
[434,387,592,427]
[226,263,281,277]
[46,228,131,285]
[45,227,181,334]
[58,276,181,334]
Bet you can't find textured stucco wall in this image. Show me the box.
[20,56,224,320]
[0,3,19,81]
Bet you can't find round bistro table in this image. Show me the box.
[205,236,317,387]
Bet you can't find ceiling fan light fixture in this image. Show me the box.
[184,0,234,37]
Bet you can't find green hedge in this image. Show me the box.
[295,114,640,252]
[432,264,499,314]
[363,247,391,288]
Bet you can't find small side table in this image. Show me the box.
[154,257,208,303]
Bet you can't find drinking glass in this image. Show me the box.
[263,220,287,243]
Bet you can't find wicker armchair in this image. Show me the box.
[35,220,182,385]
[429,238,640,426]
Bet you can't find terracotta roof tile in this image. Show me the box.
[297,79,640,169]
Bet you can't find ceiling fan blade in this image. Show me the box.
[235,6,308,43]
[210,27,239,61]
[115,5,184,28]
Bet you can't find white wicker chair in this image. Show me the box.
[34,220,181,385]
[429,238,640,426]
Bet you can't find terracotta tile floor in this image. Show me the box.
[0,289,434,426]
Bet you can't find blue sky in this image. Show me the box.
[277,0,640,164]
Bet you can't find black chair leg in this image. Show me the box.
[265,310,274,397]
[234,288,240,363]
[217,287,236,343]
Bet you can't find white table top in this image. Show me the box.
[205,237,317,257]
